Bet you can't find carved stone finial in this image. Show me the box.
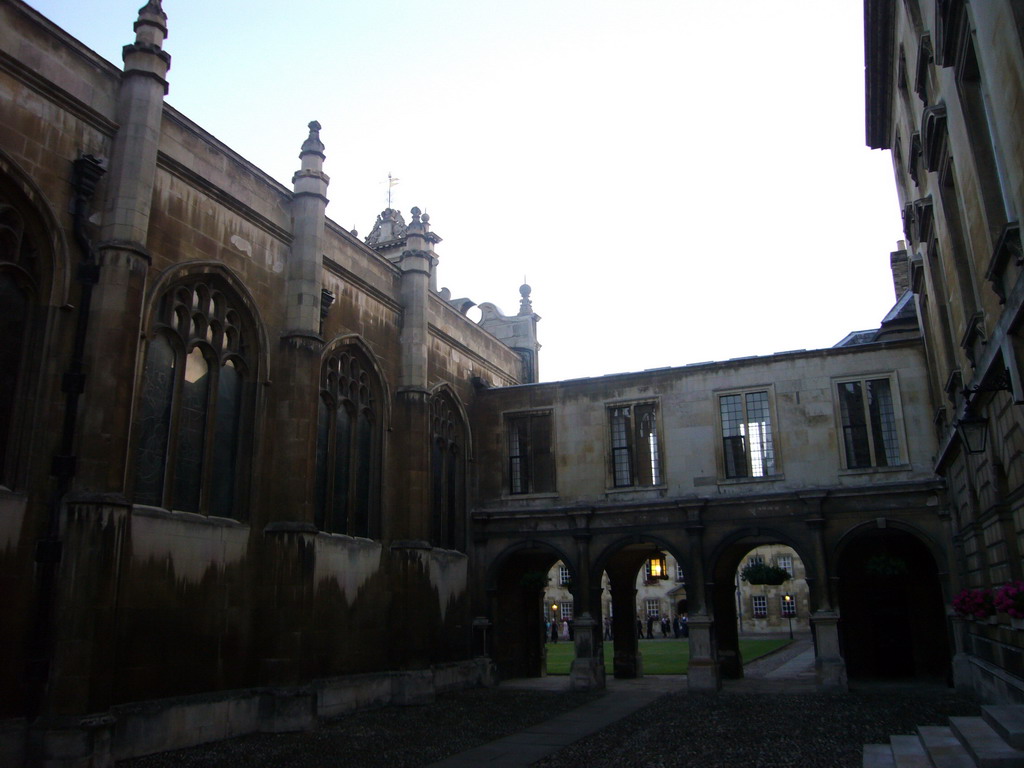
[365,208,407,246]
[518,283,533,315]
[300,120,325,157]
[410,206,422,224]
[131,0,168,49]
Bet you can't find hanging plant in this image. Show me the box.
[740,562,790,586]
[519,571,550,589]
[863,554,909,579]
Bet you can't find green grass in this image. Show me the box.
[543,637,790,675]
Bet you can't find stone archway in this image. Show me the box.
[486,542,575,680]
[836,527,949,680]
[592,537,689,680]
[709,531,818,681]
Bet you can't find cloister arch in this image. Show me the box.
[486,540,578,680]
[708,528,819,680]
[834,523,950,680]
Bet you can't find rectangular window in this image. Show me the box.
[608,402,662,488]
[506,412,555,494]
[559,565,571,585]
[719,391,776,479]
[748,555,764,568]
[777,555,793,577]
[781,595,797,617]
[752,595,768,618]
[676,562,685,582]
[836,377,901,468]
[646,599,660,618]
[560,601,574,621]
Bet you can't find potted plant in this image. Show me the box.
[740,562,790,586]
[952,587,996,620]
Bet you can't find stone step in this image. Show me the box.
[890,734,932,767]
[950,716,1024,767]
[863,742,896,768]
[918,725,976,768]
[983,707,1024,751]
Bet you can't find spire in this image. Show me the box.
[132,1,167,49]
[292,120,329,197]
[123,0,170,92]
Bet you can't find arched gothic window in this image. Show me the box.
[0,201,37,488]
[314,347,381,537]
[133,279,254,519]
[430,391,466,551]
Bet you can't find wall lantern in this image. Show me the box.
[955,413,989,455]
[551,604,559,613]
[648,555,668,580]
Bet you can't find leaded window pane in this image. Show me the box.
[508,417,527,494]
[867,378,900,466]
[744,391,775,477]
[172,347,209,513]
[720,394,748,478]
[331,405,351,533]
[637,405,661,486]
[838,381,871,468]
[210,359,241,518]
[353,410,372,537]
[135,334,176,505]
[610,407,633,487]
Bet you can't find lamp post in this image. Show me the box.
[783,594,793,640]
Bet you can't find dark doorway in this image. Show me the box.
[837,530,949,680]
[491,549,561,679]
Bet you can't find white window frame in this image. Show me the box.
[752,595,768,618]
[676,562,685,582]
[559,565,571,585]
[560,601,574,621]
[716,387,779,480]
[645,599,660,618]
[777,555,793,577]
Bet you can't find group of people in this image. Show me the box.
[635,614,688,639]
[546,618,572,643]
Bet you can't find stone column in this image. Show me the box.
[77,0,170,493]
[609,574,642,679]
[568,518,604,690]
[685,519,720,691]
[805,512,847,690]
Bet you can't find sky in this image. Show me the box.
[25,0,905,383]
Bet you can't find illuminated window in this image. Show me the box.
[608,402,662,487]
[719,390,776,479]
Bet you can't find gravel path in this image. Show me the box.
[118,688,600,768]
[534,687,980,768]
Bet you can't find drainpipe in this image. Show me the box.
[27,154,106,717]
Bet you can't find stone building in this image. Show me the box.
[4,0,1021,765]
[865,0,1024,702]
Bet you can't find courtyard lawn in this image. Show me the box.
[543,637,790,675]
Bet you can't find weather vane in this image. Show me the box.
[384,172,399,209]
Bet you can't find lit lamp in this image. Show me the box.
[649,555,668,580]
[783,594,794,640]
[956,413,989,455]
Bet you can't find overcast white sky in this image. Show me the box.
[27,0,904,383]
